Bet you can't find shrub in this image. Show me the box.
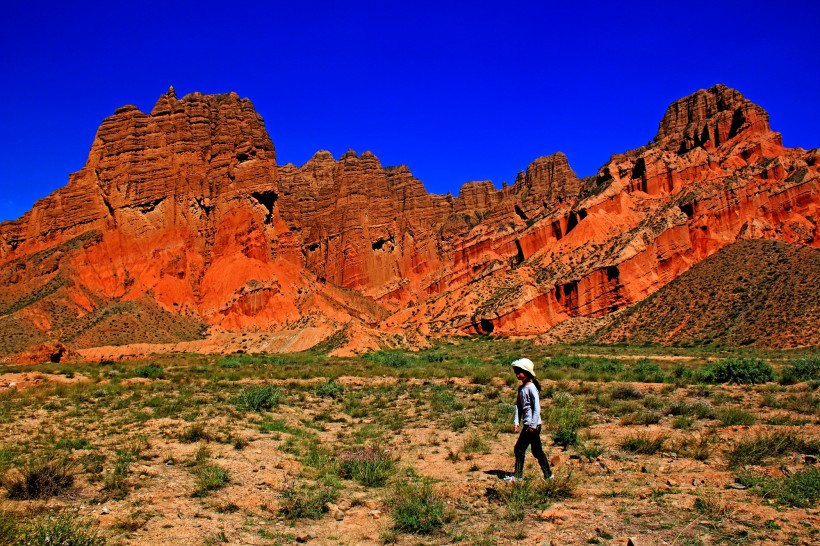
[313,378,344,399]
[391,480,446,534]
[6,457,75,500]
[701,358,774,385]
[462,432,490,454]
[279,480,338,520]
[620,433,667,454]
[19,511,105,546]
[546,394,584,447]
[338,445,395,487]
[726,430,820,468]
[629,359,665,383]
[133,363,163,379]
[497,471,574,521]
[611,386,644,400]
[620,410,660,426]
[179,423,212,443]
[781,356,820,385]
[717,407,757,426]
[737,467,820,507]
[0,509,19,544]
[193,464,230,496]
[233,384,282,412]
[364,351,415,369]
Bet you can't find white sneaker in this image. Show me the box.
[502,475,520,482]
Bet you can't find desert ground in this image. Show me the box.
[0,339,818,545]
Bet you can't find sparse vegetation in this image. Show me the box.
[390,480,446,534]
[0,340,816,544]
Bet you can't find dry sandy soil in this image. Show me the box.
[0,348,818,546]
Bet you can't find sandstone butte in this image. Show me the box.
[0,84,817,360]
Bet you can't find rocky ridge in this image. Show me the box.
[0,84,817,357]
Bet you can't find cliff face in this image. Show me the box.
[0,84,817,355]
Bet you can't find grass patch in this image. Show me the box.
[19,511,105,546]
[737,467,820,507]
[338,445,395,487]
[390,480,446,534]
[620,433,667,454]
[726,430,820,468]
[233,384,283,412]
[193,464,230,496]
[495,471,574,521]
[717,407,757,426]
[313,378,344,399]
[6,456,75,500]
[700,358,774,385]
[545,393,584,447]
[279,480,338,520]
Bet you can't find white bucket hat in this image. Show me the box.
[511,358,536,377]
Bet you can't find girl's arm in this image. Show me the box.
[531,387,541,431]
[522,388,534,428]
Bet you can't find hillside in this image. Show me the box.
[0,84,817,357]
[594,240,820,348]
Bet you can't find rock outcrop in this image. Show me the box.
[0,84,817,358]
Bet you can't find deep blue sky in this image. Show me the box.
[1,1,818,221]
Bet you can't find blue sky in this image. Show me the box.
[1,0,818,221]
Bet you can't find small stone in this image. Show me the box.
[334,510,344,521]
[803,454,817,464]
[627,538,638,546]
[728,483,746,490]
[101,506,110,515]
[667,478,678,487]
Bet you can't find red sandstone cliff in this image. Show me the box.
[0,84,817,356]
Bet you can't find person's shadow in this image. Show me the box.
[483,469,511,479]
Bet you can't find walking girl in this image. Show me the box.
[506,358,553,481]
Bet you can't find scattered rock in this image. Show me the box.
[666,478,678,487]
[727,483,746,490]
[101,506,110,515]
[334,510,345,521]
[627,538,638,546]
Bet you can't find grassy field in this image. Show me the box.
[0,338,818,545]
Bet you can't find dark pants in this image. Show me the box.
[514,425,551,479]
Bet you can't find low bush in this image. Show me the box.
[313,378,344,399]
[737,467,820,507]
[620,410,660,426]
[179,423,212,443]
[629,359,665,383]
[279,480,338,520]
[726,430,820,468]
[338,445,395,487]
[700,358,774,385]
[133,363,163,379]
[717,407,757,426]
[6,457,75,500]
[391,480,446,534]
[620,433,667,454]
[364,351,415,369]
[545,394,584,447]
[780,356,820,385]
[19,511,105,546]
[193,464,230,496]
[233,385,282,412]
[497,471,574,521]
[462,432,490,454]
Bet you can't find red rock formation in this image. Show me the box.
[0,84,817,355]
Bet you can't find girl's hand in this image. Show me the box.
[514,425,520,433]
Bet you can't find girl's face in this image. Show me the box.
[514,369,527,382]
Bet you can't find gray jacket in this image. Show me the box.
[513,382,542,428]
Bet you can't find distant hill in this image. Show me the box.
[0,84,818,357]
[595,240,820,348]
